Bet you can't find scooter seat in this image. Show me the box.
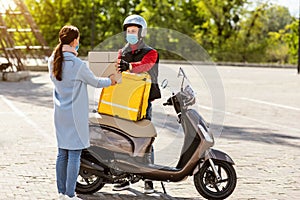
[89,114,157,138]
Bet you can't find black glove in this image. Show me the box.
[118,59,130,72]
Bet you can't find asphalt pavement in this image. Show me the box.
[0,64,299,199]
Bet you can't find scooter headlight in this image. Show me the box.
[197,124,214,144]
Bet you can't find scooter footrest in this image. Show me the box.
[148,164,181,172]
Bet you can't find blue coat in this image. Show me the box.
[48,52,111,150]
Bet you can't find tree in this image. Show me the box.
[23,0,298,64]
[214,3,295,63]
[134,0,200,59]
[257,4,294,63]
[281,19,299,64]
[25,0,141,54]
[192,0,248,61]
[263,5,293,33]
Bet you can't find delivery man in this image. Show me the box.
[114,14,161,194]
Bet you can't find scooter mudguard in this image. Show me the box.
[193,149,234,175]
[205,148,235,164]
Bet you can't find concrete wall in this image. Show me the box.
[0,71,30,81]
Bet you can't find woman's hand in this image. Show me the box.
[109,74,117,85]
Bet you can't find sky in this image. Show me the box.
[257,0,300,17]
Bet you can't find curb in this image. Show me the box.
[23,60,297,72]
[0,71,30,82]
[25,64,49,72]
[160,60,297,69]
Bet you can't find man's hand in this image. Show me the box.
[118,59,130,72]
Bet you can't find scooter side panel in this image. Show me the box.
[90,124,133,155]
[90,124,153,157]
[131,137,154,157]
[176,109,212,169]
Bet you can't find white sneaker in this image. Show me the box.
[58,193,66,200]
[144,181,155,194]
[64,195,83,200]
[113,181,130,191]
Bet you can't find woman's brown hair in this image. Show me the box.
[53,25,79,81]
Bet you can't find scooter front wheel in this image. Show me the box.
[76,166,105,194]
[194,160,237,200]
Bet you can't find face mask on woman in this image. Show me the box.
[75,42,79,51]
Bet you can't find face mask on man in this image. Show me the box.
[126,34,139,45]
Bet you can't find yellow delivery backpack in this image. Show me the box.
[98,72,151,121]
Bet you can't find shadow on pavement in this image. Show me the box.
[218,125,300,149]
[152,109,300,149]
[78,188,201,200]
[0,74,53,109]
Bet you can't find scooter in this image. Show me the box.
[76,67,237,200]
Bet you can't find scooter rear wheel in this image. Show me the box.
[76,166,105,194]
[194,160,237,200]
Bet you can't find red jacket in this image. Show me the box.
[118,44,158,73]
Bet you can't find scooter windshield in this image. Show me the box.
[88,28,225,167]
[178,67,196,107]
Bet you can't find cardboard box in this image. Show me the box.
[88,51,122,83]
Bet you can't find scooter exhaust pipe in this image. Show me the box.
[80,158,117,182]
[81,158,105,171]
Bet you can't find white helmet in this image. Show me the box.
[123,14,147,37]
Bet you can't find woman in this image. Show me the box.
[48,25,116,200]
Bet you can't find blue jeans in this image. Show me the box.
[146,100,152,121]
[146,101,154,164]
[56,148,82,197]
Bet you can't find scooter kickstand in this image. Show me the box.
[161,181,167,194]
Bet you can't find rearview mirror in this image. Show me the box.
[161,79,168,89]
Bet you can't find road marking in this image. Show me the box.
[238,97,300,112]
[198,104,300,133]
[0,95,27,118]
[0,95,54,143]
[0,112,19,114]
